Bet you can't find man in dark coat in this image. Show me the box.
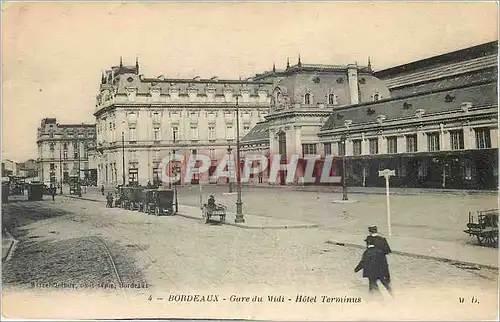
[354,238,393,295]
[366,225,392,255]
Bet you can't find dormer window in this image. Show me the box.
[304,93,311,105]
[373,93,380,101]
[328,94,337,105]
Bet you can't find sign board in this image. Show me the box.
[379,169,396,178]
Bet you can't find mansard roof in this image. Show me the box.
[381,54,497,90]
[241,121,270,143]
[374,41,498,80]
[320,81,497,132]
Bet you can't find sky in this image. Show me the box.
[2,1,498,162]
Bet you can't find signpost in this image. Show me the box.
[199,182,203,209]
[378,169,396,237]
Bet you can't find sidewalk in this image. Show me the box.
[65,193,317,229]
[176,204,317,229]
[86,185,498,196]
[326,232,499,269]
[235,183,498,196]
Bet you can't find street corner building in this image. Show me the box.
[37,118,97,187]
[90,41,498,190]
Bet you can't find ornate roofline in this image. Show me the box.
[140,76,273,85]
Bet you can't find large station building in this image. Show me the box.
[92,41,498,190]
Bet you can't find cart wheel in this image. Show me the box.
[155,207,160,216]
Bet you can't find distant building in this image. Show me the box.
[37,118,96,186]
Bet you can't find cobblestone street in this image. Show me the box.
[2,195,498,319]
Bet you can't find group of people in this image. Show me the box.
[354,225,393,297]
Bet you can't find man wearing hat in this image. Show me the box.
[366,225,391,255]
[354,238,392,294]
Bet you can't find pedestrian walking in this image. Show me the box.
[106,192,114,208]
[50,186,56,202]
[101,185,105,195]
[365,225,392,255]
[354,238,393,296]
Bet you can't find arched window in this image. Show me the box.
[304,93,311,105]
[328,93,336,105]
[373,93,380,101]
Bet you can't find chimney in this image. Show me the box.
[347,64,359,104]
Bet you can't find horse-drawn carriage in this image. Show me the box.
[201,196,227,224]
[463,209,498,247]
[119,186,144,210]
[140,188,175,216]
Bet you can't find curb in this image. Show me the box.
[2,231,18,262]
[176,212,318,230]
[66,195,104,203]
[326,240,498,270]
[234,185,498,196]
[67,196,318,230]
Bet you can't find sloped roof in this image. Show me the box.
[321,82,497,131]
[375,41,498,79]
[382,54,497,89]
[241,122,270,143]
[389,68,497,98]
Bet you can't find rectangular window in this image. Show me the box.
[63,163,68,170]
[387,137,397,154]
[369,138,378,155]
[50,163,55,170]
[338,141,345,156]
[352,140,362,156]
[302,144,317,156]
[129,151,138,162]
[406,134,417,152]
[208,126,216,141]
[226,125,235,140]
[190,126,199,141]
[153,127,161,142]
[50,143,55,151]
[153,150,161,161]
[152,112,160,124]
[63,143,68,150]
[209,149,216,160]
[208,112,216,123]
[172,126,179,142]
[450,130,464,150]
[475,128,491,149]
[129,128,137,143]
[427,133,440,151]
[323,143,332,156]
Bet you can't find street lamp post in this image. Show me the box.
[122,132,126,186]
[227,145,233,193]
[172,130,179,214]
[235,96,244,223]
[341,134,348,201]
[78,142,82,197]
[59,146,63,195]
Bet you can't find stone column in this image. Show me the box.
[379,135,387,154]
[463,124,474,150]
[491,128,498,149]
[417,129,426,152]
[397,136,405,153]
